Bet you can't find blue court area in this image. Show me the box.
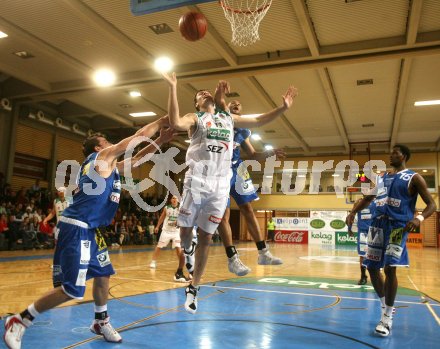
[1,276,438,349]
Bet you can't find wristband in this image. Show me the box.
[416,214,425,222]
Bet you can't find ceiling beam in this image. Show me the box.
[317,68,350,152]
[0,16,91,74]
[406,0,424,45]
[244,77,310,152]
[435,137,440,151]
[6,40,440,101]
[59,0,153,63]
[184,6,238,66]
[389,58,412,150]
[0,61,50,92]
[290,0,320,56]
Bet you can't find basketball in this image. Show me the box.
[178,12,208,42]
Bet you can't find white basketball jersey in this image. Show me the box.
[186,109,234,179]
[163,205,179,232]
[54,198,69,221]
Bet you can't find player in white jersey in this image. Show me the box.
[150,196,188,282]
[162,72,297,314]
[43,187,69,241]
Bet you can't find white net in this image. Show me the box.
[219,0,272,47]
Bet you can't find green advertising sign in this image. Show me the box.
[336,231,357,246]
[310,219,325,229]
[330,219,346,230]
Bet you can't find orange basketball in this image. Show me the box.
[178,12,208,42]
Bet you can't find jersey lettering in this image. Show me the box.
[207,145,223,153]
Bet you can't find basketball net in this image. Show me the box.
[219,0,272,46]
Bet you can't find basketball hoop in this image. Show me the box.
[219,0,272,46]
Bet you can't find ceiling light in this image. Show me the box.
[265,175,273,179]
[129,90,141,97]
[422,169,428,173]
[185,140,191,143]
[93,69,116,87]
[0,31,8,38]
[154,56,173,73]
[241,114,261,119]
[414,100,440,106]
[264,144,273,151]
[376,170,381,174]
[129,112,157,117]
[251,134,261,141]
[332,174,340,177]
[297,174,306,178]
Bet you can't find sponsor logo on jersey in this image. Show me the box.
[179,208,191,216]
[75,269,87,286]
[207,128,231,142]
[110,192,120,203]
[97,251,111,267]
[113,180,121,190]
[206,145,224,153]
[208,215,222,224]
[80,240,91,265]
[388,197,401,207]
[360,214,372,220]
[366,247,382,261]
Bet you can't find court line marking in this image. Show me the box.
[407,275,440,326]
[202,284,440,307]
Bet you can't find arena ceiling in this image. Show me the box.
[0,0,439,156]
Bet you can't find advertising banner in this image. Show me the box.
[274,230,308,244]
[308,231,335,246]
[406,232,423,247]
[335,231,357,246]
[274,217,309,230]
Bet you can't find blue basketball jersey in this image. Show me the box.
[357,201,376,231]
[231,128,251,169]
[63,152,121,228]
[374,169,417,222]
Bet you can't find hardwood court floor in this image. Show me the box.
[0,242,439,316]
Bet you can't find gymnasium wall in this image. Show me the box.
[0,109,12,176]
[7,120,156,196]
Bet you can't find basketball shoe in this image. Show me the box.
[258,248,283,265]
[90,316,122,343]
[228,254,251,276]
[3,314,32,349]
[184,284,199,314]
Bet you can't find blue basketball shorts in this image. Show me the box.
[228,163,259,207]
[53,221,115,299]
[364,217,410,269]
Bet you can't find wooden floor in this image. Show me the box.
[0,242,439,316]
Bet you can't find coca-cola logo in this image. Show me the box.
[275,231,307,243]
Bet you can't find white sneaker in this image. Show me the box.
[258,248,283,265]
[149,260,156,269]
[184,242,197,273]
[184,285,199,314]
[228,254,251,276]
[375,313,392,337]
[3,314,32,349]
[90,317,122,343]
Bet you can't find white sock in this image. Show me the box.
[380,297,386,308]
[385,305,394,317]
[28,303,40,318]
[94,304,107,313]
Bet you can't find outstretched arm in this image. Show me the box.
[234,86,298,128]
[214,80,229,112]
[96,116,169,177]
[162,72,197,131]
[116,127,177,174]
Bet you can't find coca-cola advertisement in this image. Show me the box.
[274,230,308,244]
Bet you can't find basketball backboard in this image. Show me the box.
[130,0,215,16]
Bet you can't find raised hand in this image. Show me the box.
[273,148,286,160]
[158,127,178,143]
[161,72,177,88]
[216,80,230,94]
[282,86,298,109]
